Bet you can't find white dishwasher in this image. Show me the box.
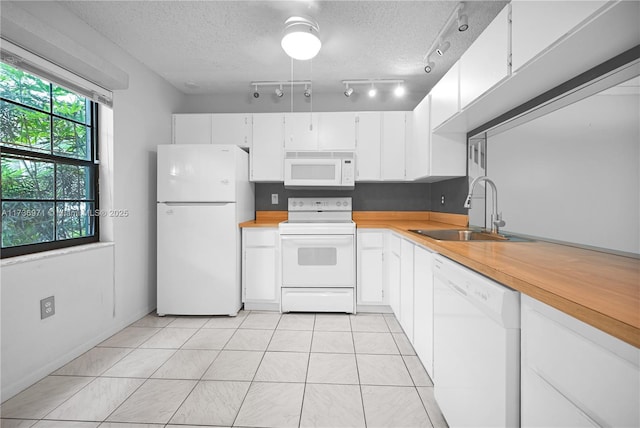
[433,254,520,428]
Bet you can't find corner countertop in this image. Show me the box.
[241,211,640,348]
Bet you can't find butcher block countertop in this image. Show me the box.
[241,211,640,348]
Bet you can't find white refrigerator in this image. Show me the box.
[157,144,254,316]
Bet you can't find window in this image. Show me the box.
[1,61,99,258]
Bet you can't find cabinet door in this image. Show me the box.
[357,231,385,305]
[387,233,402,318]
[460,6,510,109]
[284,113,319,150]
[511,1,607,72]
[521,296,640,427]
[408,96,430,179]
[430,61,460,129]
[211,114,252,148]
[381,111,406,180]
[244,247,278,302]
[413,246,434,377]
[243,229,279,304]
[400,239,414,342]
[251,114,284,181]
[355,112,382,181]
[318,112,356,150]
[173,114,212,145]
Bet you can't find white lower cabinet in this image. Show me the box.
[413,245,434,378]
[521,295,640,428]
[399,238,415,342]
[386,232,401,317]
[242,228,279,310]
[357,230,386,307]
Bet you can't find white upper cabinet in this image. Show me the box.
[459,6,510,109]
[173,113,252,148]
[381,111,407,180]
[173,114,212,145]
[317,112,356,150]
[430,61,460,129]
[251,113,284,182]
[211,113,252,148]
[283,112,319,150]
[355,112,382,181]
[408,95,466,181]
[511,0,608,73]
[407,96,430,179]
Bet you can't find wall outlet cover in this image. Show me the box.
[40,296,55,319]
[271,194,279,204]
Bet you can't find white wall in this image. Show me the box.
[0,2,185,400]
[488,91,640,254]
[1,245,115,398]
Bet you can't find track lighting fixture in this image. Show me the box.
[436,41,451,56]
[368,83,377,98]
[341,80,405,99]
[422,2,469,72]
[394,83,405,97]
[458,10,469,32]
[344,84,354,97]
[250,80,312,100]
[424,61,435,74]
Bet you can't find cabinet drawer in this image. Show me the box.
[244,229,277,247]
[360,232,384,248]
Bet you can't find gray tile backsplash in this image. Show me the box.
[255,180,468,214]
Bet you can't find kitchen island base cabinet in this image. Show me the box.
[521,295,639,428]
[242,228,280,311]
[386,233,402,318]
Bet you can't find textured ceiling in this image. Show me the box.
[59,1,508,101]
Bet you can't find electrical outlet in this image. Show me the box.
[441,194,446,205]
[271,194,279,205]
[40,296,55,319]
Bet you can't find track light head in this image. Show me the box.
[394,84,405,97]
[458,13,469,32]
[368,84,377,98]
[303,85,311,97]
[253,85,260,98]
[436,41,451,56]
[424,61,435,73]
[344,85,354,97]
[275,85,284,97]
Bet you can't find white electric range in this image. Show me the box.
[278,197,356,313]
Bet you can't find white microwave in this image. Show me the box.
[284,151,355,189]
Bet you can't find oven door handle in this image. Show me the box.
[280,235,354,246]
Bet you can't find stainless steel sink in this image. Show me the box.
[409,229,531,242]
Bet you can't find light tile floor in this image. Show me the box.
[1,311,448,428]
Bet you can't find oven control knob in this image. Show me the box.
[336,201,342,207]
[343,200,349,206]
[291,201,297,207]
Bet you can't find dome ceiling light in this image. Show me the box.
[281,16,322,61]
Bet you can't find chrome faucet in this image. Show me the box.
[464,176,506,235]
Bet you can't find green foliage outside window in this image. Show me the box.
[0,62,98,255]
